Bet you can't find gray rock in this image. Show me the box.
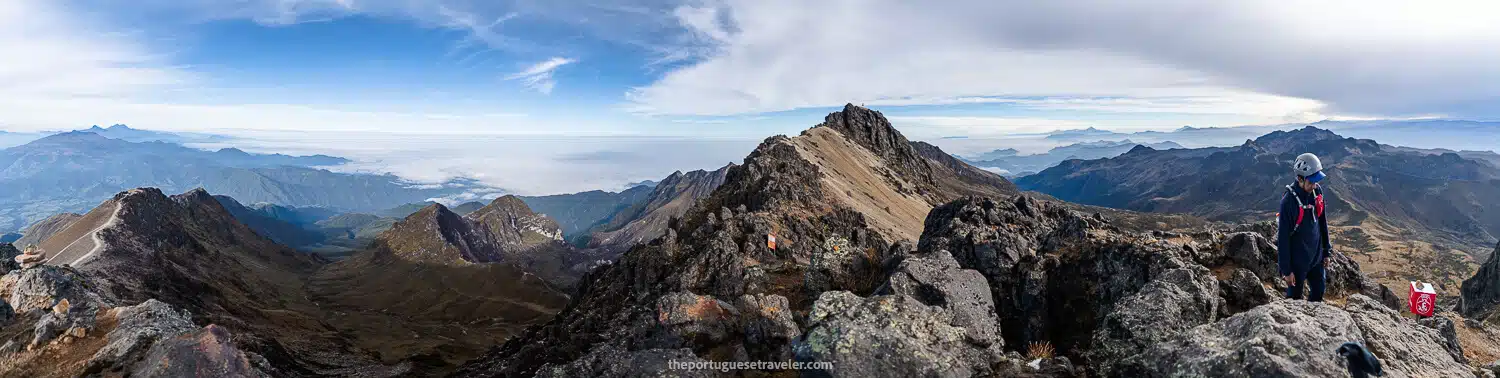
[1325,249,1401,309]
[0,243,19,274]
[881,250,1002,347]
[650,292,739,351]
[1092,267,1222,374]
[1217,268,1274,316]
[1347,295,1473,377]
[795,291,1004,378]
[130,324,266,377]
[536,343,713,378]
[0,340,19,356]
[1223,232,1278,283]
[30,312,67,349]
[85,299,197,373]
[735,293,799,361]
[5,265,97,314]
[1418,315,1468,365]
[1463,242,1500,319]
[1115,300,1363,377]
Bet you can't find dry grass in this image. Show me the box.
[1026,341,1056,360]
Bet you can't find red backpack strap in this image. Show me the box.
[1315,193,1324,218]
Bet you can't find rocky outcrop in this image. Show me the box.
[1115,296,1475,377]
[1217,268,1275,316]
[456,105,1020,377]
[1463,242,1500,319]
[797,250,1012,377]
[85,299,197,374]
[0,243,18,274]
[1091,266,1222,375]
[535,343,713,378]
[130,325,264,377]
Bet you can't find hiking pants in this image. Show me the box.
[1287,258,1327,302]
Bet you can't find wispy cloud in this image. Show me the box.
[505,57,577,94]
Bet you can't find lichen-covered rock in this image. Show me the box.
[1092,267,1221,375]
[1114,299,1363,377]
[1346,295,1473,377]
[85,299,197,374]
[736,293,799,361]
[130,325,266,378]
[795,291,1004,378]
[650,292,739,352]
[1463,243,1500,319]
[535,343,713,378]
[880,250,1002,347]
[1218,268,1275,316]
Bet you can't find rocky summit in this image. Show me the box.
[2,104,1497,378]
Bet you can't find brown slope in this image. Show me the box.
[455,104,1019,376]
[585,164,733,254]
[307,202,570,369]
[29,187,413,376]
[13,212,81,248]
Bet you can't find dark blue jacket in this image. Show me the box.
[1277,184,1331,277]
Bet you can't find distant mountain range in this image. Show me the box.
[0,130,473,232]
[961,139,1184,176]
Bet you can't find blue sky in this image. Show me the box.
[4,0,1500,140]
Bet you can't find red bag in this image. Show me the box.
[1409,281,1437,317]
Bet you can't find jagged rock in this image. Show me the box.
[535,343,713,378]
[30,312,67,350]
[1092,266,1222,375]
[1346,295,1472,376]
[1221,232,1279,285]
[795,291,1005,378]
[0,243,19,274]
[1114,299,1365,377]
[1218,268,1275,316]
[0,340,19,356]
[879,250,1002,347]
[4,265,97,314]
[130,325,265,377]
[1325,249,1401,309]
[1463,243,1500,319]
[736,293,799,361]
[85,299,197,374]
[649,292,740,352]
[1419,315,1467,365]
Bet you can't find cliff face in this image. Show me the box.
[586,165,734,255]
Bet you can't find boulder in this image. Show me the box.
[1217,268,1275,316]
[85,299,197,374]
[1222,232,1279,283]
[880,250,1002,347]
[30,312,67,350]
[1346,295,1473,377]
[794,291,1005,378]
[735,294,799,361]
[5,266,98,314]
[1463,243,1500,319]
[1092,267,1222,374]
[130,325,265,377]
[650,292,739,352]
[1114,300,1364,377]
[536,343,713,378]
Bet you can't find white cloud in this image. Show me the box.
[504,57,576,94]
[0,0,188,105]
[628,0,1500,119]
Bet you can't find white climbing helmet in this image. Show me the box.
[1293,153,1325,183]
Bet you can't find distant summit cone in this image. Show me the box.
[379,203,505,265]
[468,195,565,248]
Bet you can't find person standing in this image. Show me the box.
[1278,153,1333,301]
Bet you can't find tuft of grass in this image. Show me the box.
[1026,341,1055,360]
